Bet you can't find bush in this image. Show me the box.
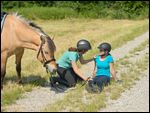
[1,1,149,20]
[3,7,78,20]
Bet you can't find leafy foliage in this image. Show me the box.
[1,1,149,19]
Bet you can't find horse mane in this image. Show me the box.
[11,12,46,35]
[10,12,56,51]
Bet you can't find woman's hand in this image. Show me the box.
[93,55,97,59]
[92,71,96,76]
[110,63,116,81]
[86,76,92,81]
[79,56,95,64]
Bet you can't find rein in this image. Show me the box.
[80,57,96,88]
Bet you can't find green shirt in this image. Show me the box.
[57,51,81,69]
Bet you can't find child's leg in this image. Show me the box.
[95,76,110,92]
[86,77,99,93]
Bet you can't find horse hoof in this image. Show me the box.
[1,85,3,90]
[17,80,23,84]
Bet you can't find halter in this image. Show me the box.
[37,36,56,67]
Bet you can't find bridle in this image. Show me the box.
[37,36,56,68]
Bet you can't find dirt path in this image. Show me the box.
[99,40,149,112]
[3,31,149,112]
[100,68,149,112]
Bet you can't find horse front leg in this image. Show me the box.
[1,52,7,89]
[15,48,24,84]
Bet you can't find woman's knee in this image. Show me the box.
[65,69,77,84]
[95,76,109,88]
[68,82,76,87]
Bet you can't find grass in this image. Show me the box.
[42,38,149,112]
[44,86,106,112]
[1,83,33,106]
[36,19,148,59]
[1,19,149,109]
[109,85,124,100]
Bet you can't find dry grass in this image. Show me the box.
[1,19,148,108]
[36,19,148,59]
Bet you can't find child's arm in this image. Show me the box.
[92,56,97,78]
[110,63,116,81]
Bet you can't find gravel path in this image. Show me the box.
[3,31,149,112]
[111,31,149,60]
[4,87,66,112]
[98,31,149,112]
[100,69,149,112]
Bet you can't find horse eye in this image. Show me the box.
[45,51,49,54]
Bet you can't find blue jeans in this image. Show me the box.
[91,75,110,91]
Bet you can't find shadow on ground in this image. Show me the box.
[3,74,48,87]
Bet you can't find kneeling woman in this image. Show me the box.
[88,42,116,92]
[50,39,93,87]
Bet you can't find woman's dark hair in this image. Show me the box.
[68,47,78,52]
[108,53,111,56]
[105,51,111,56]
[68,47,84,52]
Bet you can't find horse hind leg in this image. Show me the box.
[15,48,24,84]
[1,66,6,89]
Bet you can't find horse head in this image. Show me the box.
[37,35,57,74]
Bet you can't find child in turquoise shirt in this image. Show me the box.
[86,42,116,93]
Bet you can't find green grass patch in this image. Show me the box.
[43,86,106,112]
[1,83,33,106]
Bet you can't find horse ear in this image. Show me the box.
[40,35,45,44]
[52,37,54,40]
[51,35,55,40]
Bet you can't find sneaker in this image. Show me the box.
[85,81,101,93]
[49,77,55,87]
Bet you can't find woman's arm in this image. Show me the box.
[110,63,116,80]
[79,56,94,64]
[92,58,96,78]
[71,61,89,81]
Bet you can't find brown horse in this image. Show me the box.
[1,13,57,89]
